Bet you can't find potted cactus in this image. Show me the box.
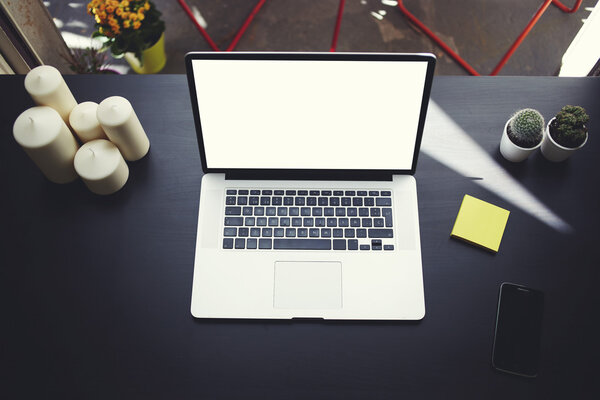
[500,108,545,162]
[541,105,589,162]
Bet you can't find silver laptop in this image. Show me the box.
[185,52,435,320]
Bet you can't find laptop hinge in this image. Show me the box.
[225,170,394,181]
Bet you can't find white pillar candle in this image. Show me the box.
[74,139,129,195]
[96,96,150,161]
[69,102,108,143]
[24,65,77,123]
[13,106,79,184]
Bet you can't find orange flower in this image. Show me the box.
[123,19,131,28]
[129,13,137,21]
[137,12,144,21]
[133,21,141,30]
[106,6,114,13]
[121,0,130,7]
[144,2,150,10]
[115,7,123,16]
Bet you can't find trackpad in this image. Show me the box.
[273,261,342,309]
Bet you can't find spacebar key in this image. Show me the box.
[274,239,331,250]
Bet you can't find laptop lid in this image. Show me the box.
[185,52,436,180]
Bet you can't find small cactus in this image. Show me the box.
[550,105,589,148]
[507,108,544,148]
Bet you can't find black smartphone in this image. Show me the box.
[492,282,544,377]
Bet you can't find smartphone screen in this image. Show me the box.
[492,283,544,377]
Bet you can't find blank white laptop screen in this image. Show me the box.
[191,59,428,170]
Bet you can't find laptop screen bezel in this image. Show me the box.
[185,52,436,178]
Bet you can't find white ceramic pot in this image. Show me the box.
[541,118,588,162]
[500,118,543,162]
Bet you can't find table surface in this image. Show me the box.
[1,75,599,399]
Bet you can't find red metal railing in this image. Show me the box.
[397,0,582,76]
[179,0,582,75]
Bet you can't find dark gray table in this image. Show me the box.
[1,75,599,399]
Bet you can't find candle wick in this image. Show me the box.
[89,148,96,157]
[28,116,34,124]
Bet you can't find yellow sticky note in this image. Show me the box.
[450,195,510,253]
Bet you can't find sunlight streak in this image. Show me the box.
[422,101,572,233]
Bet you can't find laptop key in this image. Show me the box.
[280,218,291,226]
[333,229,343,238]
[226,190,237,195]
[284,197,294,205]
[262,228,272,237]
[238,228,249,237]
[345,228,355,238]
[223,238,234,249]
[226,196,236,205]
[224,228,237,237]
[374,218,384,227]
[309,228,320,237]
[259,238,272,249]
[277,207,288,216]
[298,228,308,237]
[237,197,248,205]
[384,245,394,251]
[247,238,257,249]
[333,239,346,250]
[224,217,243,226]
[298,190,308,196]
[254,207,265,216]
[364,197,375,206]
[321,228,331,238]
[382,208,393,227]
[243,207,253,215]
[360,244,370,250]
[376,198,392,207]
[286,228,296,237]
[324,207,335,216]
[369,191,379,196]
[368,229,394,238]
[292,218,302,227]
[238,190,249,195]
[357,229,367,238]
[274,239,331,250]
[235,238,245,249]
[348,239,359,250]
[274,190,284,195]
[250,190,260,195]
[381,191,391,196]
[262,190,272,195]
[244,217,255,226]
[225,207,241,215]
[260,197,270,206]
[266,207,276,216]
[250,228,261,237]
[256,217,267,226]
[338,218,349,227]
[268,217,279,226]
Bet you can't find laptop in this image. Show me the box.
[185,52,436,320]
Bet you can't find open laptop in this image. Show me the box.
[185,52,435,320]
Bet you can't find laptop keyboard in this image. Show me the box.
[222,189,394,251]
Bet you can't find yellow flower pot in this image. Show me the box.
[124,33,166,74]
